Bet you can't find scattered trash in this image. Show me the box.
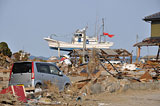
[34,88,42,93]
[122,63,137,71]
[98,103,111,106]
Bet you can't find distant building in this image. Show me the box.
[134,12,160,61]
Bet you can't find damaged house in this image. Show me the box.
[134,12,160,61]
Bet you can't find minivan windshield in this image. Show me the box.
[12,62,32,74]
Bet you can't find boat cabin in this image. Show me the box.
[72,28,97,44]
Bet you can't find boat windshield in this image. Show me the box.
[74,34,82,37]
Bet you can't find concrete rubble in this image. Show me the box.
[0,49,160,106]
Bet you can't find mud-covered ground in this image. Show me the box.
[81,90,160,106]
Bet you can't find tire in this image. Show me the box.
[35,84,43,92]
[64,84,71,91]
[35,83,42,88]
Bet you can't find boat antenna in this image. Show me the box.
[50,34,57,39]
[95,12,98,38]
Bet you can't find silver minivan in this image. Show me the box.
[9,61,71,91]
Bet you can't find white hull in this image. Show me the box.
[44,37,113,51]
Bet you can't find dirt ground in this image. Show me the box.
[79,90,160,106]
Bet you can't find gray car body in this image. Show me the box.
[9,61,71,91]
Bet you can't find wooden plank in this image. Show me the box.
[3,77,9,81]
[25,87,35,91]
[0,69,10,73]
[0,73,10,77]
[140,71,152,82]
[0,81,9,87]
[0,77,3,81]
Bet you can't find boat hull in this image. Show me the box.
[44,37,114,51]
[49,47,81,51]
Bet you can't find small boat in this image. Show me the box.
[44,28,114,51]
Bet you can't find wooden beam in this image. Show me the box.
[156,45,160,61]
[130,55,132,64]
[136,46,141,62]
[58,47,60,57]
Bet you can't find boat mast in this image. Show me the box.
[99,18,105,43]
[102,18,105,42]
[95,14,98,41]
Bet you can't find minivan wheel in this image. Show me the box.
[64,84,71,91]
[35,84,43,92]
[35,84,42,88]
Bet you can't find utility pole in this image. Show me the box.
[136,34,139,62]
[57,41,60,57]
[82,26,87,63]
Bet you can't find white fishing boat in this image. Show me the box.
[44,27,114,51]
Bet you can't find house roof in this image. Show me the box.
[133,37,160,47]
[133,42,157,47]
[143,12,160,21]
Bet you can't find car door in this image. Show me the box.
[49,64,65,90]
[36,63,53,85]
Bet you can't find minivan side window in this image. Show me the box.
[36,63,50,74]
[49,65,59,75]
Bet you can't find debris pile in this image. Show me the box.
[0,54,12,90]
[0,93,20,105]
[0,54,12,69]
[1,48,160,105]
[0,68,10,90]
[63,49,160,95]
[26,81,90,105]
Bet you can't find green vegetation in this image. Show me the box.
[0,42,12,57]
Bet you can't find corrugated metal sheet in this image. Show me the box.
[102,49,118,55]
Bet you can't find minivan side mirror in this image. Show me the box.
[58,71,63,76]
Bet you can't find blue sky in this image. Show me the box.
[0,0,160,57]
